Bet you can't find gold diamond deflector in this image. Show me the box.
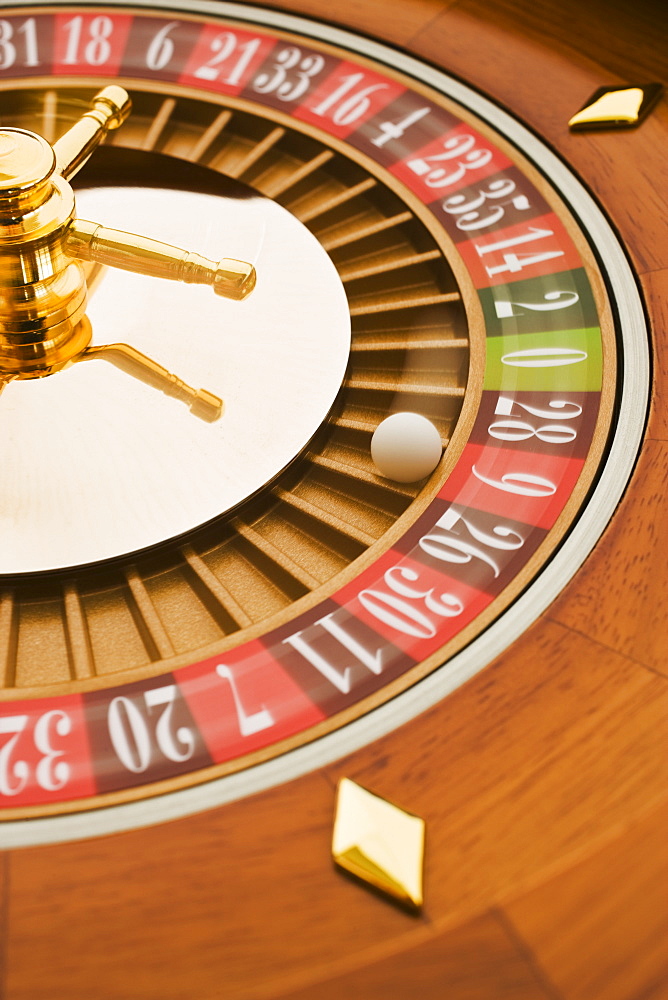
[332,778,425,909]
[568,83,663,130]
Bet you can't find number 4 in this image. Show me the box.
[371,105,431,147]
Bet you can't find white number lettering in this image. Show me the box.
[144,684,195,762]
[253,45,324,102]
[443,178,530,232]
[284,613,387,694]
[0,17,40,68]
[475,226,563,277]
[493,289,579,319]
[108,696,152,773]
[501,346,588,368]
[407,132,493,188]
[194,31,234,80]
[312,73,388,126]
[476,226,554,257]
[489,396,580,444]
[0,715,29,796]
[18,17,38,65]
[472,466,557,497]
[62,14,82,64]
[215,664,274,736]
[359,565,462,638]
[420,508,524,578]
[457,203,505,231]
[145,21,177,71]
[371,105,431,147]
[0,711,75,797]
[0,20,16,68]
[34,710,71,792]
[62,15,113,66]
[443,178,515,214]
[411,131,475,169]
[485,249,564,277]
[194,33,261,86]
[495,397,582,420]
[488,418,577,445]
[108,686,197,772]
[82,15,112,66]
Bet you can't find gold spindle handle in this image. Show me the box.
[53,86,132,181]
[79,343,223,422]
[66,219,257,301]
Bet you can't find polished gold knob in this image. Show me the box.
[0,128,55,207]
[53,85,132,180]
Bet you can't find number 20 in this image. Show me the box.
[108,685,195,774]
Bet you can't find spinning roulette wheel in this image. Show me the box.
[0,0,666,996]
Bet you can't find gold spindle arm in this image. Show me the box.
[53,86,132,180]
[66,219,257,301]
[79,343,223,422]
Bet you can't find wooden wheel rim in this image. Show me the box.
[0,0,649,845]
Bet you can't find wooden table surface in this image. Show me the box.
[1,1,666,998]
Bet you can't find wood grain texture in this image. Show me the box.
[275,910,559,1000]
[322,622,667,920]
[549,438,668,675]
[10,773,402,1000]
[1,1,667,999]
[503,801,668,1000]
[258,0,454,48]
[644,268,668,443]
[7,625,665,999]
[0,853,7,1000]
[454,0,668,85]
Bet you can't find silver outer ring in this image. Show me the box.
[0,0,650,848]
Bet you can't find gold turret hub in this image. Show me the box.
[0,93,128,378]
[0,86,255,386]
[0,128,55,199]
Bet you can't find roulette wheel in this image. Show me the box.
[0,0,665,996]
